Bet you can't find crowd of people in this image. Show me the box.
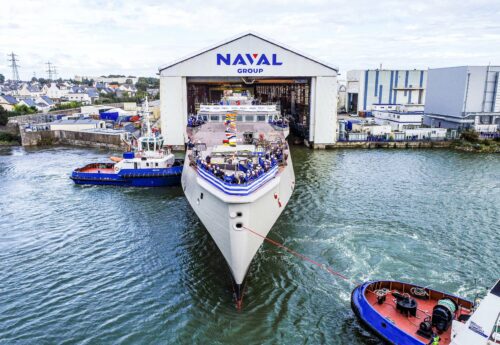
[195,143,287,185]
[187,116,205,128]
[269,117,288,128]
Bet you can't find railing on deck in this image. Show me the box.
[196,164,279,196]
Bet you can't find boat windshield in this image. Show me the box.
[139,136,164,152]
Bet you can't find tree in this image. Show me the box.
[0,74,5,84]
[13,104,37,115]
[460,129,480,143]
[136,77,159,90]
[136,80,148,92]
[136,90,148,99]
[0,107,8,125]
[52,101,82,111]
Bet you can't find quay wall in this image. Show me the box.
[324,141,453,149]
[20,130,124,149]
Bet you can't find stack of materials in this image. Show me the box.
[223,113,237,147]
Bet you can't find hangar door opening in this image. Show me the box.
[186,77,312,139]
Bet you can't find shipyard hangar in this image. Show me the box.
[159,32,339,149]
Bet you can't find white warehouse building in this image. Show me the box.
[159,32,339,149]
[346,69,427,114]
[424,66,500,132]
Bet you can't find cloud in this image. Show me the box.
[1,0,499,80]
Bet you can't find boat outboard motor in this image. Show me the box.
[431,298,457,333]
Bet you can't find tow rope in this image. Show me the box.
[243,226,360,286]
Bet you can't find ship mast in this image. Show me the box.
[144,96,152,138]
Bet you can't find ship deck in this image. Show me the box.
[187,122,287,148]
[186,122,290,188]
[80,168,115,174]
[364,281,473,345]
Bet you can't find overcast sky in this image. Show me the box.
[1,0,499,80]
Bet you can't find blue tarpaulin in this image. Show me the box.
[100,111,119,121]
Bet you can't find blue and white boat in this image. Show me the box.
[71,98,183,187]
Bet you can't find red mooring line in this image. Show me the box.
[243,226,359,285]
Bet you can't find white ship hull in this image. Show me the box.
[181,154,295,292]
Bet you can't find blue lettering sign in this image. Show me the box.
[217,53,283,66]
[237,68,264,74]
[245,53,255,65]
[232,54,246,65]
[256,55,270,65]
[216,54,230,65]
[272,54,283,65]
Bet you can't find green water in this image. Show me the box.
[0,146,498,344]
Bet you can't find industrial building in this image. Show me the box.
[346,69,427,114]
[159,32,339,149]
[49,119,105,132]
[372,104,423,131]
[424,66,500,132]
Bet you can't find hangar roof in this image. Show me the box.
[159,31,338,77]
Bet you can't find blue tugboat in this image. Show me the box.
[350,280,500,345]
[71,98,183,187]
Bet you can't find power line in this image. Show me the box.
[52,66,58,80]
[7,52,20,82]
[46,61,53,80]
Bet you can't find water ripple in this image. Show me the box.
[0,146,498,344]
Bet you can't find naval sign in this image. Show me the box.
[216,53,283,74]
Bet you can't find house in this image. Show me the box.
[18,98,37,108]
[100,87,115,96]
[36,96,55,108]
[86,88,100,103]
[18,98,51,112]
[65,89,91,104]
[45,82,68,100]
[0,95,18,111]
[118,84,137,97]
[17,83,43,99]
[95,82,106,90]
[147,88,159,98]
